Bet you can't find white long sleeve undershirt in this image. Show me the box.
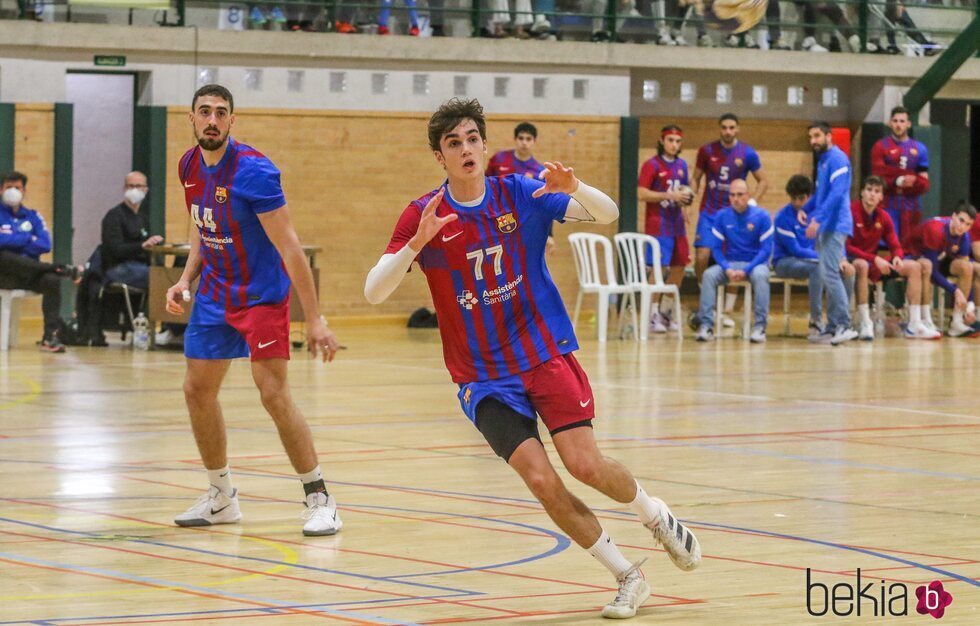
[363,181,619,305]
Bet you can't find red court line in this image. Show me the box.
[796,434,980,458]
[633,423,980,442]
[0,556,364,624]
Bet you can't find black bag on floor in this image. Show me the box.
[407,307,438,328]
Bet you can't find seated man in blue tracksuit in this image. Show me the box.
[695,179,773,343]
[773,175,824,338]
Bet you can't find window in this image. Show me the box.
[454,75,469,96]
[287,70,304,93]
[642,80,660,102]
[573,79,588,100]
[752,85,768,106]
[372,73,389,95]
[716,83,732,104]
[788,86,805,106]
[533,77,547,99]
[494,76,509,98]
[329,71,347,94]
[680,81,696,103]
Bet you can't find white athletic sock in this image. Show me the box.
[587,529,633,579]
[923,306,934,325]
[953,310,964,326]
[207,466,234,496]
[909,304,922,326]
[628,481,663,526]
[299,465,323,485]
[858,304,871,324]
[661,296,674,316]
[725,292,737,312]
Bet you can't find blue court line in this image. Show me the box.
[689,520,980,588]
[601,435,980,482]
[0,595,464,626]
[0,551,421,625]
[0,516,471,596]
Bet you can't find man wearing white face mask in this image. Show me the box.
[0,170,81,353]
[101,171,163,289]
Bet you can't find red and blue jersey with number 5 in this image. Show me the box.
[385,174,576,384]
[179,138,290,309]
[695,140,761,215]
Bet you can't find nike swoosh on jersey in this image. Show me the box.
[258,340,277,349]
[442,232,463,242]
[184,182,196,188]
[579,399,591,408]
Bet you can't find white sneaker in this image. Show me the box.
[530,15,550,33]
[602,559,651,619]
[175,486,241,527]
[673,35,688,46]
[858,319,874,341]
[905,322,942,340]
[721,314,735,329]
[922,318,939,333]
[697,34,714,47]
[807,321,824,341]
[947,318,979,338]
[650,313,668,334]
[802,36,828,52]
[772,36,791,50]
[302,492,343,536]
[657,28,676,45]
[830,327,859,345]
[645,498,701,571]
[695,326,714,342]
[848,34,861,52]
[749,326,766,343]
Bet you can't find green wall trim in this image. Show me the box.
[0,103,14,175]
[618,116,639,234]
[54,103,74,318]
[133,105,168,237]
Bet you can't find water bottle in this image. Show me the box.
[874,317,885,339]
[133,313,150,351]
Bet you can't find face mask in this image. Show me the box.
[124,188,146,206]
[2,187,23,207]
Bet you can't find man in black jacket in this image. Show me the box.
[102,171,163,288]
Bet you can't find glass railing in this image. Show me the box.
[11,0,978,55]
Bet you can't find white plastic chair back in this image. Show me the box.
[614,232,666,288]
[568,232,618,289]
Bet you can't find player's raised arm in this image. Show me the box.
[365,189,456,305]
[257,205,340,362]
[165,221,203,315]
[533,161,618,225]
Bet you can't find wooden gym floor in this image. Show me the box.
[1,322,978,624]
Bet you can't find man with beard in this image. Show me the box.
[365,98,701,620]
[164,84,344,535]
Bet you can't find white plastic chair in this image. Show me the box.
[613,233,682,341]
[568,232,636,341]
[0,289,28,351]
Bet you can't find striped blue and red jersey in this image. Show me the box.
[694,140,761,215]
[638,155,688,238]
[486,150,545,179]
[385,174,576,384]
[871,136,929,217]
[903,217,970,260]
[179,137,290,309]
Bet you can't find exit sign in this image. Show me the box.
[94,55,126,67]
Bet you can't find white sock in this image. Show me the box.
[299,465,323,485]
[725,292,737,312]
[923,306,934,325]
[587,529,633,579]
[628,481,663,526]
[207,466,234,496]
[858,304,871,324]
[953,310,964,326]
[661,296,674,316]
[909,304,922,326]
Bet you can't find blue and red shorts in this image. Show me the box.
[184,292,291,361]
[457,352,595,433]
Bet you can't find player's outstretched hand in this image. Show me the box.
[533,162,579,198]
[308,318,341,363]
[165,280,191,315]
[409,188,457,252]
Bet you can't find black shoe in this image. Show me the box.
[39,336,66,353]
[55,264,83,281]
[89,335,109,347]
[430,24,445,37]
[591,30,611,43]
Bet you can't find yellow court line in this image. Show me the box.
[0,372,41,412]
[0,528,298,601]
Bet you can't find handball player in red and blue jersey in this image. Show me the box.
[637,124,692,333]
[165,84,343,536]
[365,98,701,620]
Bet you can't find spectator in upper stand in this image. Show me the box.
[0,171,82,353]
[379,0,421,35]
[772,175,824,339]
[101,171,163,290]
[694,179,774,344]
[845,175,938,341]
